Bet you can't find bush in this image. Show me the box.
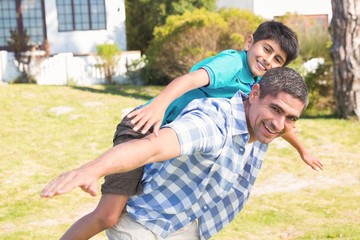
[7,29,36,83]
[276,13,334,115]
[218,8,263,49]
[125,55,147,85]
[144,8,263,85]
[96,43,122,84]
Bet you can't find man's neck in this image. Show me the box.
[243,100,256,143]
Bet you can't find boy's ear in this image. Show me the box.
[249,84,260,103]
[244,35,254,51]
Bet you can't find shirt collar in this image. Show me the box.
[230,90,250,136]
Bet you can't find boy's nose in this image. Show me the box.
[265,54,279,68]
[262,56,272,67]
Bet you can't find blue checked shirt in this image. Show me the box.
[127,91,269,239]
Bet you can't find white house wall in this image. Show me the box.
[45,0,127,55]
[217,0,254,11]
[0,51,20,82]
[253,0,332,21]
[216,0,332,21]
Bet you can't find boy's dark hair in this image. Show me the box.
[253,21,299,66]
[259,67,309,111]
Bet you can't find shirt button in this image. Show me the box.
[240,147,244,152]
[188,217,192,221]
[203,205,208,210]
[220,193,224,197]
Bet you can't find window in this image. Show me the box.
[56,0,106,31]
[21,0,46,44]
[0,0,46,50]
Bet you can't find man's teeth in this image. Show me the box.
[264,123,275,134]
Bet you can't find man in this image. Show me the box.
[42,67,308,240]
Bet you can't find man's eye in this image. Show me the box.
[288,117,298,122]
[271,106,280,113]
[264,47,270,53]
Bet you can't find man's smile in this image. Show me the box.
[263,121,282,137]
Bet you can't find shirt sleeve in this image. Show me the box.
[193,50,244,89]
[164,98,228,157]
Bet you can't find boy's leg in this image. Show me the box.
[60,194,128,240]
[60,108,152,239]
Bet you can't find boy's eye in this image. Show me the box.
[275,57,282,64]
[264,47,271,53]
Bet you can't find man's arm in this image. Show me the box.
[41,128,180,198]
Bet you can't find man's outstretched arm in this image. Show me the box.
[41,127,180,198]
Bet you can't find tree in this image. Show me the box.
[330,0,360,119]
[7,29,35,83]
[125,0,216,53]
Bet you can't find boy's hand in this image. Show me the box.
[127,102,165,137]
[40,168,99,198]
[301,150,324,171]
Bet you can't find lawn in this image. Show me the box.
[0,84,359,240]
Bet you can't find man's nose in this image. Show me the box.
[273,115,286,131]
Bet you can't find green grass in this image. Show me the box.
[1,85,359,239]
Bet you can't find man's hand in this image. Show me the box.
[40,168,99,198]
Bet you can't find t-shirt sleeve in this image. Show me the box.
[195,50,244,89]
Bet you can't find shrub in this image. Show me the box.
[144,8,263,85]
[125,55,147,85]
[7,29,36,83]
[96,43,122,84]
[144,9,227,84]
[277,13,334,115]
[218,8,263,50]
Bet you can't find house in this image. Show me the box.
[0,0,140,85]
[216,0,332,23]
[0,0,127,55]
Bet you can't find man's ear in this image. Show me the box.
[249,84,260,103]
[244,35,254,51]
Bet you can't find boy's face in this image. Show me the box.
[246,84,304,144]
[244,36,287,77]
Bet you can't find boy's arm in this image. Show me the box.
[41,128,180,198]
[282,130,324,171]
[127,69,210,136]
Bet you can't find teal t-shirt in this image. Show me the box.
[147,49,261,125]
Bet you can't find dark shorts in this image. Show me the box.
[101,109,152,195]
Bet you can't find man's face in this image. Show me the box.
[244,37,287,77]
[246,85,304,144]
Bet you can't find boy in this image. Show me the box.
[50,21,323,239]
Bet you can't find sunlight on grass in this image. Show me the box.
[1,85,359,239]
